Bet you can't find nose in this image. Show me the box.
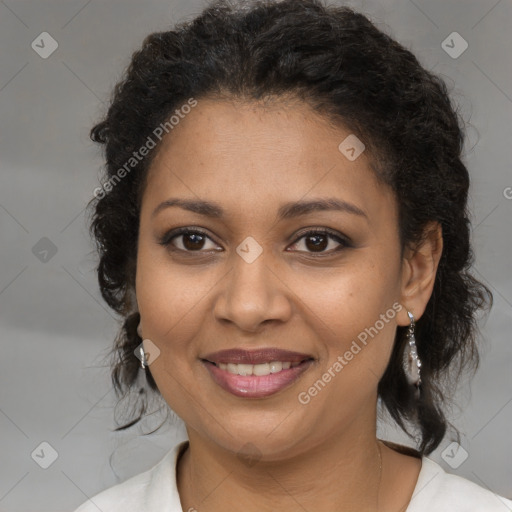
[212,249,293,333]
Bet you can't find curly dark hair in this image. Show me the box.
[88,0,492,454]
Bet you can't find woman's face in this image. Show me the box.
[136,98,410,459]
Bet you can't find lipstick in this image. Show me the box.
[202,348,314,398]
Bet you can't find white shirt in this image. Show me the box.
[74,441,512,511]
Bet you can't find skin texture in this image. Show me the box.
[135,98,443,511]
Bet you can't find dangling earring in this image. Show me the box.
[139,345,147,370]
[402,311,422,399]
[137,323,147,370]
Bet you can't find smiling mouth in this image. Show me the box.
[204,359,311,376]
[201,349,315,398]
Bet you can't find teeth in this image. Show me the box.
[216,361,301,376]
[269,361,282,373]
[253,363,270,376]
[237,364,253,376]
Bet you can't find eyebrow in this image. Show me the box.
[152,197,368,221]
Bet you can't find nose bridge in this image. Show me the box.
[213,241,291,330]
[229,245,275,310]
[232,245,270,295]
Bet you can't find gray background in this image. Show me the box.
[0,0,511,510]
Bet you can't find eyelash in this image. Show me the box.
[158,227,352,257]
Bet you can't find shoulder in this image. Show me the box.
[72,441,188,512]
[72,469,152,512]
[407,456,512,512]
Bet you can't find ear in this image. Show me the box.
[397,221,443,326]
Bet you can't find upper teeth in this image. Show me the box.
[216,361,300,376]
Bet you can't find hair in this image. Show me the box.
[88,0,492,455]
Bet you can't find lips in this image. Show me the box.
[202,348,313,365]
[201,348,314,398]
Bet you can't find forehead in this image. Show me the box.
[143,98,395,226]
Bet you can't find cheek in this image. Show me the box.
[136,265,205,343]
[301,255,401,382]
[305,255,399,328]
[135,251,203,409]
[135,246,217,409]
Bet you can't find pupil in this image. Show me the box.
[306,234,327,252]
[184,233,204,250]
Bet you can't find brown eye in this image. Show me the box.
[288,229,351,256]
[158,227,351,256]
[304,233,329,252]
[159,228,219,253]
[182,232,206,251]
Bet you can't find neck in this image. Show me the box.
[177,411,384,512]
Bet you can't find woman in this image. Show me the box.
[74,0,512,510]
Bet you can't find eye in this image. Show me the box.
[158,227,351,256]
[159,228,220,253]
[288,228,351,256]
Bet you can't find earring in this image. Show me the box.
[136,323,147,370]
[402,311,422,399]
[139,344,147,370]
